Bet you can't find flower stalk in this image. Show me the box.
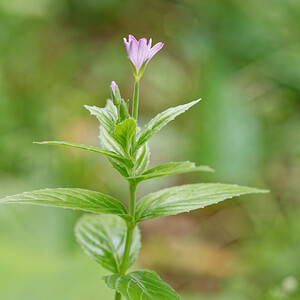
[132,79,139,120]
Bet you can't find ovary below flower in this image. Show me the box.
[123,35,164,79]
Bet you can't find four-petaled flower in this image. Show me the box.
[123,35,164,79]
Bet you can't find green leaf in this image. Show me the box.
[130,161,213,182]
[86,101,127,157]
[135,183,268,222]
[75,214,140,273]
[103,270,181,300]
[85,103,118,133]
[134,142,150,175]
[0,188,128,217]
[34,141,133,168]
[114,118,137,151]
[100,127,124,156]
[134,99,200,151]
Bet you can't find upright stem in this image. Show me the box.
[114,183,137,300]
[114,292,121,300]
[129,183,137,217]
[132,79,139,120]
[115,78,139,300]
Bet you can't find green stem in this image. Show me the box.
[114,78,139,299]
[129,183,137,217]
[132,79,139,120]
[114,183,137,300]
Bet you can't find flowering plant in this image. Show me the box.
[0,35,268,299]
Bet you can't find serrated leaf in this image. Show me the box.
[100,127,124,156]
[105,99,119,118]
[134,142,150,175]
[115,118,137,151]
[0,188,128,217]
[85,103,118,133]
[86,102,126,156]
[103,270,181,300]
[134,99,200,151]
[75,214,140,273]
[35,141,133,168]
[108,158,130,177]
[99,127,132,177]
[135,183,268,222]
[130,161,213,182]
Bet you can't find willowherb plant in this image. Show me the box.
[0,35,268,300]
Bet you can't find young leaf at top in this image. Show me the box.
[0,188,129,218]
[35,141,133,168]
[129,161,213,183]
[103,270,181,300]
[85,101,127,157]
[135,183,268,222]
[114,118,137,151]
[75,214,140,273]
[134,99,200,152]
[85,103,118,134]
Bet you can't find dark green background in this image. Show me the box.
[0,0,299,299]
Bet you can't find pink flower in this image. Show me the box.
[123,35,164,78]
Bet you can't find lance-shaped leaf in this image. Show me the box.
[0,188,128,217]
[34,141,133,168]
[134,99,200,151]
[129,161,213,182]
[99,127,131,177]
[135,183,268,222]
[75,214,140,273]
[100,126,124,156]
[103,270,181,300]
[114,118,137,151]
[134,142,150,175]
[85,103,118,133]
[85,102,126,156]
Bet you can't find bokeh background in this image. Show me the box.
[0,0,300,299]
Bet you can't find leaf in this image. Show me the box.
[134,142,150,175]
[103,270,181,300]
[86,102,127,156]
[130,161,213,182]
[0,188,128,217]
[75,214,140,273]
[100,127,124,156]
[134,99,200,151]
[85,103,118,133]
[115,118,137,151]
[34,141,133,168]
[135,183,268,222]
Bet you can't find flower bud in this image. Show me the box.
[110,81,121,106]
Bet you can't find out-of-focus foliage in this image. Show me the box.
[0,0,299,299]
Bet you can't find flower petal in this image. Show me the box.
[148,42,164,62]
[128,34,137,43]
[123,37,130,53]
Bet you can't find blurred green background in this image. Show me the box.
[0,0,300,299]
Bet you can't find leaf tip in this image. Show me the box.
[33,141,48,145]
